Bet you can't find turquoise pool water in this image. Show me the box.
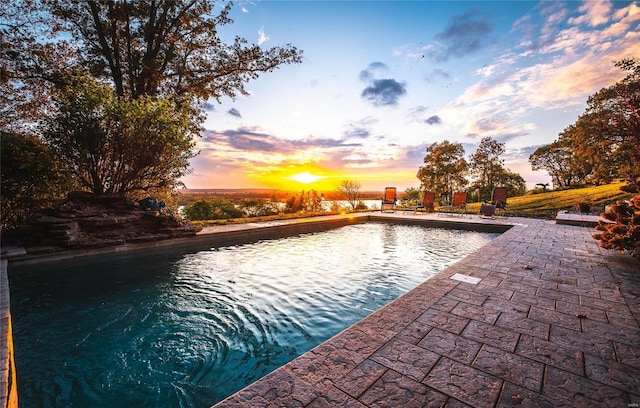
[10,223,498,407]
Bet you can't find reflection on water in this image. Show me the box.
[10,223,498,407]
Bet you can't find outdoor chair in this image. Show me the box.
[479,203,497,218]
[404,191,436,214]
[485,187,508,216]
[381,187,397,213]
[416,191,435,213]
[438,192,467,216]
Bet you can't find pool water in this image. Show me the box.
[10,222,498,407]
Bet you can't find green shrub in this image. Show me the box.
[181,198,243,221]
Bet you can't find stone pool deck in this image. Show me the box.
[2,212,639,407]
[212,212,640,407]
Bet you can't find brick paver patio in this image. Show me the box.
[212,213,640,407]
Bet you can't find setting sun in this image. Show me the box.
[289,171,326,184]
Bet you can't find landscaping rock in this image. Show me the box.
[2,191,200,252]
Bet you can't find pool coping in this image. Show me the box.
[3,211,639,407]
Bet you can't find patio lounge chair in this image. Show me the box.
[485,187,508,216]
[416,191,435,213]
[381,187,397,213]
[404,191,436,214]
[438,192,467,216]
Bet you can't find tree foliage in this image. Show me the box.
[400,187,421,206]
[493,168,527,198]
[40,76,198,196]
[1,0,303,109]
[0,1,60,132]
[182,197,243,220]
[240,199,279,217]
[285,190,324,213]
[529,139,590,188]
[416,140,467,202]
[1,131,73,228]
[583,58,640,190]
[467,136,526,200]
[468,137,505,200]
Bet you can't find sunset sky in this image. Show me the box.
[181,0,640,192]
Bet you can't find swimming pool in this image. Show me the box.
[9,222,499,407]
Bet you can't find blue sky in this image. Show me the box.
[182,0,640,192]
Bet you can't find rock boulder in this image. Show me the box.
[3,192,201,252]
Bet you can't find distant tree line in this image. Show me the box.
[182,189,355,221]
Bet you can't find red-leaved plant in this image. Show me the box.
[593,194,640,259]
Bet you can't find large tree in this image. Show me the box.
[40,76,198,196]
[1,0,303,200]
[416,140,468,203]
[468,136,504,200]
[468,136,525,200]
[580,58,640,190]
[529,139,591,188]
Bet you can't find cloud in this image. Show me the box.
[358,62,407,106]
[228,108,242,118]
[238,1,255,13]
[512,145,542,159]
[188,127,425,190]
[258,27,269,45]
[201,127,360,155]
[424,68,452,82]
[405,106,428,122]
[359,62,388,81]
[343,116,378,139]
[404,107,443,126]
[407,106,428,116]
[569,0,613,27]
[513,2,570,52]
[361,79,407,106]
[221,129,280,152]
[425,115,442,125]
[344,126,371,139]
[469,117,506,133]
[202,102,216,112]
[430,11,492,61]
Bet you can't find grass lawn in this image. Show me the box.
[463,182,633,218]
